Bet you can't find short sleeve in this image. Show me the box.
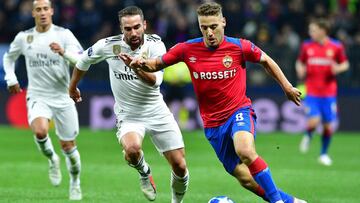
[336,43,348,63]
[298,43,307,63]
[76,39,107,71]
[240,39,262,63]
[161,43,185,66]
[63,29,83,54]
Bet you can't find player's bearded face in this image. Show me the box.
[198,15,225,48]
[32,0,53,27]
[121,15,146,49]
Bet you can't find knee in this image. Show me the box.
[60,141,76,152]
[236,148,257,165]
[124,144,142,162]
[33,127,48,139]
[172,159,187,177]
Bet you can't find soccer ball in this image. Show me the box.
[208,196,236,203]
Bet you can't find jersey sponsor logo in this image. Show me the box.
[192,68,237,80]
[222,55,233,68]
[113,45,121,55]
[308,57,333,66]
[27,35,33,44]
[113,68,139,81]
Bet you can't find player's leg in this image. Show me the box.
[300,96,321,153]
[163,148,189,203]
[233,163,308,203]
[28,99,61,186]
[54,105,81,200]
[233,131,283,203]
[117,122,156,201]
[318,97,337,166]
[149,116,189,203]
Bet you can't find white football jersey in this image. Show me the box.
[76,34,172,121]
[3,24,83,108]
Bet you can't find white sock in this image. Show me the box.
[63,147,81,185]
[171,170,189,203]
[129,153,150,177]
[34,135,56,160]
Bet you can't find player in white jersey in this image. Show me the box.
[68,6,189,203]
[3,0,83,200]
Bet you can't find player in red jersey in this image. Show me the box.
[297,19,349,166]
[120,2,306,203]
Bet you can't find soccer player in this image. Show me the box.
[120,2,307,203]
[68,6,189,203]
[3,0,83,200]
[297,19,349,166]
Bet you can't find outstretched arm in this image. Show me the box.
[259,52,301,106]
[69,67,87,103]
[119,53,166,72]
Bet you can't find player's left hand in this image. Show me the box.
[49,42,65,56]
[285,86,302,106]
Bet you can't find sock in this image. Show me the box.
[321,128,332,155]
[306,127,315,139]
[249,157,282,203]
[63,147,81,185]
[256,186,293,203]
[34,135,56,160]
[129,153,150,177]
[171,170,189,203]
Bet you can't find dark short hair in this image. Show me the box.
[197,2,223,17]
[310,18,330,34]
[118,6,144,21]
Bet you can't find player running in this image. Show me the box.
[297,19,349,166]
[3,0,83,200]
[68,6,189,203]
[120,2,306,203]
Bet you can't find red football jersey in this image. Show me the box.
[162,37,262,128]
[298,38,347,97]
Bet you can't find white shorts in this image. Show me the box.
[27,98,79,141]
[116,114,184,153]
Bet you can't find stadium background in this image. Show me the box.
[0,1,360,203]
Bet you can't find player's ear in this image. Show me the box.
[143,20,147,31]
[222,17,226,28]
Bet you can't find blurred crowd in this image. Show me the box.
[1,0,360,87]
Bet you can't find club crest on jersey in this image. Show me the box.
[326,49,334,57]
[27,35,33,43]
[222,55,233,68]
[113,45,121,55]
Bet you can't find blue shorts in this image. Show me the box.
[204,106,257,174]
[304,96,337,123]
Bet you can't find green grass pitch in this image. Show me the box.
[0,125,359,202]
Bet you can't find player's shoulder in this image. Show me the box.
[23,27,35,34]
[302,39,313,46]
[328,38,343,48]
[145,34,162,43]
[104,34,122,44]
[185,37,202,44]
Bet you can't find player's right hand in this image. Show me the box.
[7,84,22,94]
[69,87,82,103]
[285,86,302,106]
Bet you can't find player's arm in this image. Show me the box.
[259,52,301,106]
[295,60,306,81]
[332,60,349,75]
[3,33,23,94]
[69,67,86,103]
[119,53,166,72]
[50,30,83,66]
